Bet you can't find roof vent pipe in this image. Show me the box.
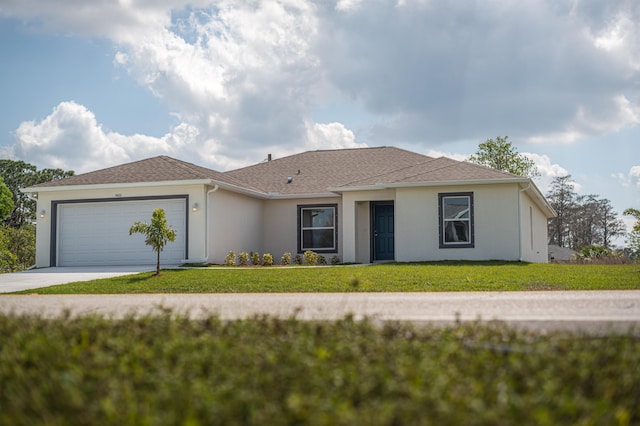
[268,154,272,161]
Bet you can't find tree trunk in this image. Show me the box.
[156,250,161,276]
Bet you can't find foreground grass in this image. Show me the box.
[1,313,638,425]
[19,262,640,294]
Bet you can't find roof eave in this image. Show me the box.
[265,192,340,200]
[384,177,530,188]
[330,178,529,192]
[213,181,270,199]
[520,181,557,218]
[21,179,224,194]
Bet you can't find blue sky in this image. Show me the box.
[0,0,639,244]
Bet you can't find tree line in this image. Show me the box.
[470,137,637,257]
[0,160,73,271]
[545,175,625,250]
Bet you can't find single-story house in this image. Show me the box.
[24,147,555,267]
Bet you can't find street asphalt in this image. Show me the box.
[1,267,639,332]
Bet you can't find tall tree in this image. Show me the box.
[0,178,15,220]
[129,208,177,276]
[468,136,540,178]
[546,175,577,247]
[548,176,626,250]
[569,194,601,249]
[624,208,640,259]
[0,160,74,227]
[598,198,626,249]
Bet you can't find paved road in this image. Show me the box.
[1,291,639,333]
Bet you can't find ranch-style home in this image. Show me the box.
[24,147,555,267]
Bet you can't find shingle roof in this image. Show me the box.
[338,156,522,188]
[224,147,437,195]
[29,147,525,194]
[29,156,253,189]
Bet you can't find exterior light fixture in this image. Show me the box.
[40,209,46,218]
[192,203,199,212]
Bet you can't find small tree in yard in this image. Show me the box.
[129,208,176,276]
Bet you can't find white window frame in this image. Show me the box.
[298,204,337,253]
[439,192,474,248]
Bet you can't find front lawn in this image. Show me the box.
[16,262,640,294]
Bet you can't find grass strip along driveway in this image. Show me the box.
[15,262,640,294]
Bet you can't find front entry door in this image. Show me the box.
[372,202,394,261]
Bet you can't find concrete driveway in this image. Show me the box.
[0,266,156,293]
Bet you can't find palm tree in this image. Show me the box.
[129,208,177,276]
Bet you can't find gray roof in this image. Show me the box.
[339,156,521,188]
[28,156,253,190]
[225,147,440,195]
[29,147,525,194]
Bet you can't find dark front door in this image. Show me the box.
[372,203,394,261]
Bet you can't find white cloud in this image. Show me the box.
[112,0,323,158]
[315,0,640,146]
[335,0,363,12]
[8,101,206,173]
[615,165,640,189]
[0,0,175,40]
[526,95,640,144]
[1,0,640,173]
[523,153,574,194]
[304,121,366,150]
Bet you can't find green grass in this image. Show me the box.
[17,262,640,294]
[1,313,638,425]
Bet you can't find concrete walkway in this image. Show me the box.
[0,266,157,293]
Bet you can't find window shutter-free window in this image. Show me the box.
[298,204,337,252]
[438,193,474,248]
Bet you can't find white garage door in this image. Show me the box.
[57,198,186,266]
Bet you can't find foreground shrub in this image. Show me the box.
[574,245,631,264]
[262,253,274,266]
[238,252,249,266]
[0,313,638,425]
[303,250,318,265]
[224,250,236,266]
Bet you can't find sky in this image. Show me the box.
[0,0,639,245]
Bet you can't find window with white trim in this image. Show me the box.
[298,204,337,253]
[439,193,474,248]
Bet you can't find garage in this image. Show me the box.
[55,197,187,266]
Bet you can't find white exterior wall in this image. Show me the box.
[208,189,264,264]
[395,184,522,262]
[341,190,396,263]
[32,180,551,268]
[519,190,550,263]
[32,183,209,268]
[262,197,342,262]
